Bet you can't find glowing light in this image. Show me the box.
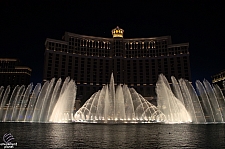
[111,26,124,38]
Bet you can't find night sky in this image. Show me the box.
[1,1,224,85]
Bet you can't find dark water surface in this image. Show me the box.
[0,123,225,148]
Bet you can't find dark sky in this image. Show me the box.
[1,1,224,85]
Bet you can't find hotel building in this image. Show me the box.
[212,70,225,93]
[43,26,191,102]
[0,58,32,88]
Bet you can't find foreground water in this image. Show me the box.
[0,123,225,148]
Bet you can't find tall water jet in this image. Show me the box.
[3,85,20,122]
[196,81,215,122]
[178,79,197,123]
[0,86,4,104]
[32,81,50,122]
[180,79,206,123]
[39,78,55,122]
[11,86,25,121]
[17,83,33,121]
[109,74,115,119]
[123,85,135,121]
[156,74,192,123]
[24,83,41,121]
[0,86,10,121]
[171,76,185,105]
[203,80,223,122]
[46,78,62,121]
[115,85,125,120]
[49,79,77,123]
[96,88,106,120]
[213,84,225,120]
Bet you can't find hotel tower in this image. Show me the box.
[43,26,191,102]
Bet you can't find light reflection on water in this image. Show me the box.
[0,123,225,148]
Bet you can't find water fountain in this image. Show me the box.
[156,74,192,123]
[75,74,225,124]
[1,73,225,124]
[74,74,165,123]
[157,74,225,123]
[0,77,76,123]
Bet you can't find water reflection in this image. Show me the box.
[0,123,225,148]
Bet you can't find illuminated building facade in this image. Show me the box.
[212,70,225,93]
[0,58,32,88]
[44,26,191,102]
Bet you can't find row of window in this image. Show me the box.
[48,53,189,68]
[68,37,169,51]
[46,50,190,83]
[47,37,188,58]
[47,45,188,59]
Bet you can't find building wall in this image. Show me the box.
[43,31,191,102]
[0,58,32,89]
[212,70,225,93]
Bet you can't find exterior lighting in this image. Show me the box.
[111,26,124,38]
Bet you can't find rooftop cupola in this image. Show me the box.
[111,26,124,38]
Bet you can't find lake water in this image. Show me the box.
[0,123,225,148]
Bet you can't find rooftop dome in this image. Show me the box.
[111,26,124,38]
